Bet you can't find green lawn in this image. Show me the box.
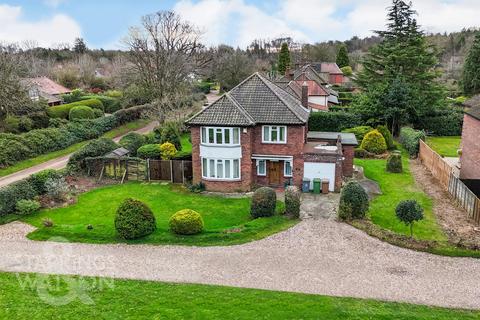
[22,183,295,246]
[426,136,461,157]
[1,272,478,319]
[0,119,151,178]
[180,133,192,153]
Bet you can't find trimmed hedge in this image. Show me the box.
[47,98,104,119]
[80,95,122,113]
[69,106,95,120]
[0,105,149,169]
[386,151,403,173]
[376,125,395,150]
[399,127,425,157]
[342,126,373,143]
[285,186,301,218]
[308,111,362,132]
[119,132,146,155]
[137,144,162,159]
[0,179,38,216]
[420,113,463,136]
[251,187,277,218]
[115,198,156,240]
[67,138,118,172]
[169,209,204,235]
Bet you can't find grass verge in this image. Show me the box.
[354,150,480,257]
[22,182,296,246]
[2,272,479,319]
[0,119,151,178]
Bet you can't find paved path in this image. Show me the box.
[0,121,158,188]
[1,193,480,309]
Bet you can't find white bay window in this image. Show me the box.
[284,161,293,177]
[201,127,240,145]
[202,158,241,180]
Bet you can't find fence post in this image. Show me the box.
[170,160,174,183]
[147,159,150,182]
[182,160,185,184]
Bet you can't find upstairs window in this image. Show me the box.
[262,126,287,144]
[201,127,240,145]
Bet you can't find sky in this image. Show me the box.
[0,0,479,49]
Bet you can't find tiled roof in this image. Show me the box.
[187,73,309,126]
[310,62,343,75]
[464,95,480,121]
[294,65,329,84]
[22,77,71,95]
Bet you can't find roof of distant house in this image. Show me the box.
[464,95,480,121]
[21,77,71,95]
[310,62,343,75]
[186,72,310,126]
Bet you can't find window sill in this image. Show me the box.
[200,143,241,147]
[261,141,287,145]
[202,178,242,182]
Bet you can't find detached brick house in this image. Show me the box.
[310,62,345,85]
[186,73,357,193]
[460,96,480,181]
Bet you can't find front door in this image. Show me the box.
[268,161,282,186]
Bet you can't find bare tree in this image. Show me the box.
[123,10,209,120]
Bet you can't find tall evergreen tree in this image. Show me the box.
[462,32,480,95]
[336,44,350,68]
[73,38,87,54]
[355,0,444,134]
[277,43,291,75]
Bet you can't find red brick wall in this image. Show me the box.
[191,126,253,192]
[460,114,480,180]
[329,74,344,85]
[251,125,305,187]
[342,146,354,177]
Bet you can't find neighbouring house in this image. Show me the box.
[309,62,345,85]
[460,95,480,195]
[277,65,339,112]
[185,72,357,193]
[21,77,72,106]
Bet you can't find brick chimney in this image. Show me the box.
[301,81,308,108]
[285,67,293,80]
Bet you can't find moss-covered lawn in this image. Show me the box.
[2,272,479,319]
[426,136,461,157]
[22,183,295,246]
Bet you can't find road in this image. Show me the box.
[0,121,158,188]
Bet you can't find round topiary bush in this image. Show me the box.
[251,187,277,218]
[386,151,403,173]
[69,106,95,120]
[92,108,104,118]
[160,142,177,160]
[137,144,162,159]
[169,209,204,235]
[338,181,369,220]
[285,186,301,218]
[114,198,156,240]
[360,129,387,155]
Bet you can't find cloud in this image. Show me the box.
[0,4,81,47]
[174,0,310,47]
[173,0,480,48]
[43,0,66,8]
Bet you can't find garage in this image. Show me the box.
[303,162,336,192]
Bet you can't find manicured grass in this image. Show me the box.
[354,151,445,241]
[426,136,461,157]
[0,119,151,178]
[180,133,192,152]
[23,183,295,246]
[1,272,478,319]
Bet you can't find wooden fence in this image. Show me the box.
[418,140,480,224]
[85,158,192,184]
[418,140,452,189]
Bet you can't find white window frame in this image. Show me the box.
[257,160,266,176]
[262,125,287,144]
[201,127,241,146]
[284,160,293,177]
[201,157,241,181]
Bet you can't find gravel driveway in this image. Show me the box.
[1,193,480,309]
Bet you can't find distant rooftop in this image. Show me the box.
[21,77,71,96]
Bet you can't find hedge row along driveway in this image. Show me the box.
[22,183,295,246]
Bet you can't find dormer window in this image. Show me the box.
[201,127,240,145]
[262,126,287,144]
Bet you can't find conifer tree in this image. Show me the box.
[277,43,291,75]
[462,32,480,95]
[336,44,350,68]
